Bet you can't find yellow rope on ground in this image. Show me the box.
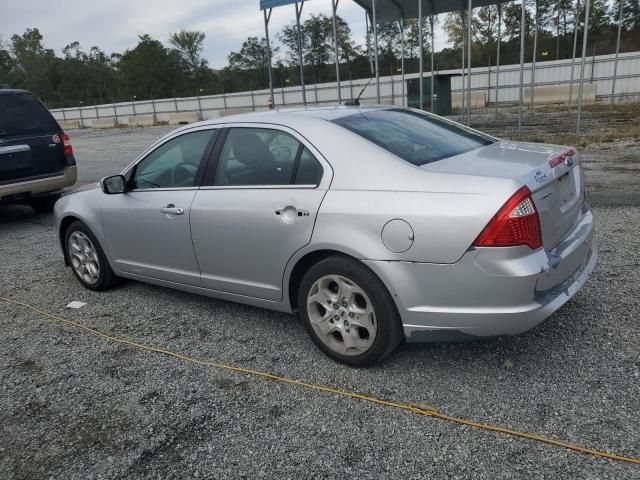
[2,295,638,466]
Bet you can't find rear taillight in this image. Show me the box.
[473,186,543,250]
[61,133,73,157]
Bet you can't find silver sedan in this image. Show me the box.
[54,106,597,366]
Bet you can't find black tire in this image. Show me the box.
[298,255,403,367]
[30,193,60,213]
[64,220,119,291]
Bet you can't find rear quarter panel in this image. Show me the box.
[312,185,519,264]
[300,122,521,263]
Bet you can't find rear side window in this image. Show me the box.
[0,93,59,136]
[214,127,323,186]
[332,109,494,166]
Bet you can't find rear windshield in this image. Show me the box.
[0,93,59,137]
[332,109,494,166]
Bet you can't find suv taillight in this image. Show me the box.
[61,133,73,157]
[473,186,542,250]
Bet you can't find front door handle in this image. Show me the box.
[161,204,184,215]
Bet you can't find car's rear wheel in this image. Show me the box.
[298,255,402,367]
[64,221,118,291]
[30,193,60,213]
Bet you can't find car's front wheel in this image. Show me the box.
[64,221,118,291]
[298,256,403,367]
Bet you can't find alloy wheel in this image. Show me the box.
[68,231,101,285]
[306,274,377,356]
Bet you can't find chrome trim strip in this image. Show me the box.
[127,187,199,193]
[199,184,319,191]
[0,144,31,155]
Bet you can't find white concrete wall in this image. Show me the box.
[50,51,640,128]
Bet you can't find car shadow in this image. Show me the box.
[0,204,55,226]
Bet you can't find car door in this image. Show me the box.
[190,125,331,301]
[101,127,220,285]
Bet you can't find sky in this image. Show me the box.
[1,0,450,69]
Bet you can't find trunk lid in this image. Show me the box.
[422,140,584,249]
[0,134,67,185]
[0,91,67,186]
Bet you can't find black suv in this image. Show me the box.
[0,89,77,212]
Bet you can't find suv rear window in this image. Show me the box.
[0,93,59,137]
[332,109,494,166]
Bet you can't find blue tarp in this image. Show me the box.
[260,0,303,10]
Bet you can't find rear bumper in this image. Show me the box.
[0,166,77,198]
[364,205,597,342]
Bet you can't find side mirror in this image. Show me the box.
[101,175,126,194]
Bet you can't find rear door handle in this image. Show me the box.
[161,204,184,215]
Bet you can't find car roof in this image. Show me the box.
[277,104,394,120]
[181,104,396,131]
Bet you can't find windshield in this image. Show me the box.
[0,93,59,137]
[332,109,494,166]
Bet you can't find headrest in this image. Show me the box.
[233,133,274,168]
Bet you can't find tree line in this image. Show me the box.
[0,0,638,109]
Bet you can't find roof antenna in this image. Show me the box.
[344,76,373,106]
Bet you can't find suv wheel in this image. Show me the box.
[64,221,119,291]
[30,194,60,213]
[298,255,403,367]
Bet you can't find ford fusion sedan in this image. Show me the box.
[54,106,596,366]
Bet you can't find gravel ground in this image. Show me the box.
[1,114,640,479]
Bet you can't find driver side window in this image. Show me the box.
[131,129,217,189]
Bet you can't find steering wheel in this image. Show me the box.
[170,162,198,187]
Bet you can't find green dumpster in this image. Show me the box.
[407,75,453,116]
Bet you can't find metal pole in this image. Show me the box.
[495,1,502,118]
[331,0,342,104]
[58,91,66,120]
[295,2,307,105]
[391,74,395,104]
[399,17,406,107]
[366,12,374,75]
[78,101,84,126]
[172,90,178,112]
[467,0,472,125]
[611,0,624,107]
[430,14,435,113]
[461,8,466,120]
[518,0,526,135]
[530,0,538,109]
[196,89,202,120]
[576,0,591,135]
[419,0,424,110]
[94,101,99,119]
[568,0,580,112]
[264,8,275,107]
[251,91,256,111]
[151,95,156,124]
[372,0,381,103]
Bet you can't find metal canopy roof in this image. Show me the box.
[352,0,506,23]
